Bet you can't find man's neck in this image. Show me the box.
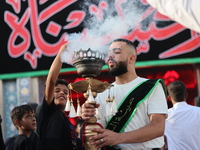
[172,100,185,106]
[115,72,138,84]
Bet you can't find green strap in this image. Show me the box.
[106,79,164,133]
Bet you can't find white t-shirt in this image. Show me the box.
[147,0,200,33]
[96,77,168,150]
[165,102,200,150]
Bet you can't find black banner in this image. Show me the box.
[0,0,200,77]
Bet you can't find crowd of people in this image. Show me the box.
[0,38,199,150]
[1,0,200,149]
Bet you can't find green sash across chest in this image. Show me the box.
[106,79,166,133]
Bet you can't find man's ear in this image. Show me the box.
[129,55,136,64]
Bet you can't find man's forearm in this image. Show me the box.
[119,120,164,144]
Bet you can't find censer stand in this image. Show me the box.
[68,49,110,150]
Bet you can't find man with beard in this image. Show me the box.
[81,38,168,150]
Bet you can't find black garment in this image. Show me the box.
[5,135,16,150]
[0,120,5,150]
[76,138,85,150]
[13,134,34,150]
[29,131,39,150]
[5,131,39,150]
[36,98,78,150]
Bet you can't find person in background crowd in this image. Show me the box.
[81,38,168,150]
[147,0,200,33]
[0,115,5,150]
[194,96,200,107]
[5,102,39,150]
[36,43,79,150]
[10,104,37,150]
[165,80,200,150]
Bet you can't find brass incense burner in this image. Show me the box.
[68,48,110,150]
[72,48,106,78]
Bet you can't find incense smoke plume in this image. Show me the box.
[61,0,150,65]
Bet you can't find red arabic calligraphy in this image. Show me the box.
[4,0,200,69]
[5,0,85,68]
[38,0,77,23]
[124,10,200,57]
[6,0,21,13]
[24,49,42,69]
[28,0,67,56]
[5,9,31,57]
[63,10,86,29]
[89,1,108,21]
[115,0,127,19]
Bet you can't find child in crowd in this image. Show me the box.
[10,104,37,150]
[36,44,78,150]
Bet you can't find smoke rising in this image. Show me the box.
[61,0,149,65]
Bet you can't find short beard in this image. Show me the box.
[109,61,128,76]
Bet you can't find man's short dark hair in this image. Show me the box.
[112,38,136,49]
[10,105,34,127]
[167,81,186,102]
